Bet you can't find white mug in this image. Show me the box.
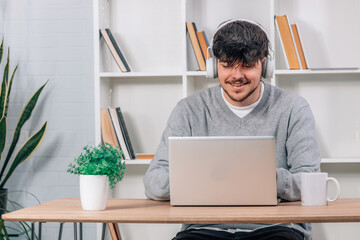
[301,172,340,206]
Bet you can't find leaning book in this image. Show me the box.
[275,15,301,70]
[108,107,130,160]
[115,107,136,159]
[100,28,131,72]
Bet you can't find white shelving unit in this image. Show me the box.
[93,0,360,239]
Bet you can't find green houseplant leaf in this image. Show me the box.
[0,122,47,189]
[4,65,18,117]
[0,38,4,64]
[0,38,48,191]
[67,143,126,189]
[0,49,9,118]
[0,38,48,239]
[0,80,48,181]
[0,117,6,158]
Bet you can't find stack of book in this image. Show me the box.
[100,28,131,72]
[186,22,211,71]
[100,107,135,160]
[275,15,308,70]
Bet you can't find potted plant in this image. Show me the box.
[0,39,47,215]
[0,39,47,238]
[67,143,126,210]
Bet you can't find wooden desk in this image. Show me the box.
[3,197,360,223]
[3,198,360,239]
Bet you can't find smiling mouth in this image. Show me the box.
[229,82,247,87]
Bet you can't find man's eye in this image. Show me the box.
[243,64,253,68]
[221,64,231,68]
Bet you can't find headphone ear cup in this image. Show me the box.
[206,57,218,78]
[262,57,274,79]
[213,57,218,78]
[261,58,268,79]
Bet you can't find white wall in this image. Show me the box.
[0,0,96,238]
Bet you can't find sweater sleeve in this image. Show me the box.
[143,102,191,200]
[276,102,321,201]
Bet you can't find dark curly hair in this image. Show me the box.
[212,20,269,67]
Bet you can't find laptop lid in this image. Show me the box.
[169,136,277,206]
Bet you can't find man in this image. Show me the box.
[144,19,321,240]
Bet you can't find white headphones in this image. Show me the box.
[206,19,274,79]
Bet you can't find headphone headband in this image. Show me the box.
[206,19,274,79]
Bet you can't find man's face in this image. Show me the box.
[217,58,264,107]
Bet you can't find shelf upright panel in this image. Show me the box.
[93,0,101,144]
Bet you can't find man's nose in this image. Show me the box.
[231,65,245,78]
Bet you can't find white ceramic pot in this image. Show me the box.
[79,175,109,210]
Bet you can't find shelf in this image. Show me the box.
[275,69,360,76]
[124,159,152,165]
[123,158,360,165]
[101,69,360,77]
[321,158,360,164]
[186,71,207,77]
[99,72,183,78]
[100,69,360,78]
[99,71,208,78]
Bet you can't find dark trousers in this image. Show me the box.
[172,226,304,240]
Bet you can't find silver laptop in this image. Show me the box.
[169,136,277,206]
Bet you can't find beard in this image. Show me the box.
[223,81,261,105]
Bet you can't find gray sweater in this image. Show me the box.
[143,81,321,239]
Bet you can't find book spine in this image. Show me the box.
[202,31,212,58]
[99,29,128,72]
[105,29,131,72]
[197,31,210,61]
[291,24,308,69]
[100,109,119,148]
[275,15,301,70]
[115,107,136,159]
[186,22,206,71]
[108,107,130,160]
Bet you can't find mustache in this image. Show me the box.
[225,79,248,84]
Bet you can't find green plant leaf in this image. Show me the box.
[67,143,126,189]
[0,38,3,65]
[0,219,10,240]
[4,65,18,117]
[0,50,9,118]
[0,122,47,189]
[0,80,48,181]
[0,117,6,157]
[2,190,40,239]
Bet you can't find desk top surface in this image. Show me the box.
[3,198,360,224]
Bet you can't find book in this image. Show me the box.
[291,24,308,69]
[197,31,211,60]
[108,107,129,160]
[186,22,206,71]
[136,154,155,159]
[100,28,131,72]
[100,109,118,148]
[275,15,300,69]
[115,107,136,159]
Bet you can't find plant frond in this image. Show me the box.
[0,51,9,119]
[0,81,48,182]
[0,122,47,189]
[0,117,6,158]
[0,37,4,64]
[4,65,18,117]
